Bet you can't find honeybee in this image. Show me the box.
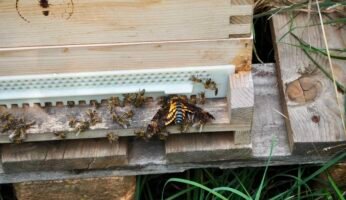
[121,110,134,119]
[190,75,203,83]
[8,118,35,143]
[122,93,134,107]
[198,92,206,104]
[0,111,11,122]
[90,100,101,109]
[106,132,119,144]
[134,129,146,138]
[112,112,130,128]
[75,121,90,135]
[189,95,197,105]
[86,109,102,126]
[133,89,146,107]
[68,117,79,128]
[108,97,121,112]
[54,131,66,139]
[204,79,218,96]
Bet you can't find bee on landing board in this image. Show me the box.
[145,95,215,137]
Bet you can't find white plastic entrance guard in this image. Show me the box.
[0,65,235,107]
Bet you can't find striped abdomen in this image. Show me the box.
[165,100,191,126]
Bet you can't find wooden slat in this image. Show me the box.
[0,97,252,143]
[0,0,252,48]
[14,176,135,200]
[0,38,252,76]
[165,132,252,163]
[271,13,346,154]
[231,0,254,5]
[1,138,128,173]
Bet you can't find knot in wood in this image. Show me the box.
[286,77,321,104]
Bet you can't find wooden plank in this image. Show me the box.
[165,132,252,163]
[1,138,128,173]
[14,176,135,200]
[0,0,252,48]
[2,64,344,183]
[271,13,346,154]
[0,38,252,76]
[0,98,252,143]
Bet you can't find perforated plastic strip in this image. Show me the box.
[0,65,235,107]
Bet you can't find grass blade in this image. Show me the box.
[162,178,228,200]
[327,173,345,200]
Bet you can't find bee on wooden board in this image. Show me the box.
[133,89,146,108]
[54,131,66,139]
[190,75,219,96]
[198,92,206,105]
[68,117,79,128]
[134,129,148,140]
[204,79,218,96]
[108,97,121,112]
[112,112,130,129]
[106,132,119,144]
[86,109,102,126]
[8,117,35,143]
[90,100,101,109]
[74,121,90,136]
[146,95,214,136]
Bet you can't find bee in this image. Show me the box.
[192,110,215,132]
[86,109,102,126]
[68,117,79,128]
[112,112,130,128]
[106,132,119,144]
[122,94,134,107]
[190,75,203,83]
[121,110,134,119]
[204,79,218,96]
[189,95,197,105]
[198,92,206,104]
[108,97,121,112]
[134,129,146,138]
[147,95,215,135]
[90,100,101,109]
[0,111,11,122]
[133,89,146,107]
[74,121,90,135]
[54,131,66,139]
[164,96,194,127]
[8,118,35,143]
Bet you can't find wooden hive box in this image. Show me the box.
[0,0,255,171]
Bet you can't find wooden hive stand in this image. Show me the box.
[0,0,255,172]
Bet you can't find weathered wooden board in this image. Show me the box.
[271,13,346,154]
[1,64,345,184]
[1,138,128,173]
[165,71,254,163]
[0,38,252,76]
[14,176,135,200]
[0,0,253,48]
[165,132,252,163]
[0,96,252,144]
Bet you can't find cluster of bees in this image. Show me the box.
[0,76,218,143]
[68,108,102,135]
[137,94,215,140]
[0,111,35,143]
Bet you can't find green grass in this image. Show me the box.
[135,138,346,200]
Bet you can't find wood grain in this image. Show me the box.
[14,176,135,200]
[1,138,128,173]
[0,38,252,76]
[271,13,346,154]
[2,64,343,183]
[165,132,252,163]
[0,98,252,143]
[0,0,252,48]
